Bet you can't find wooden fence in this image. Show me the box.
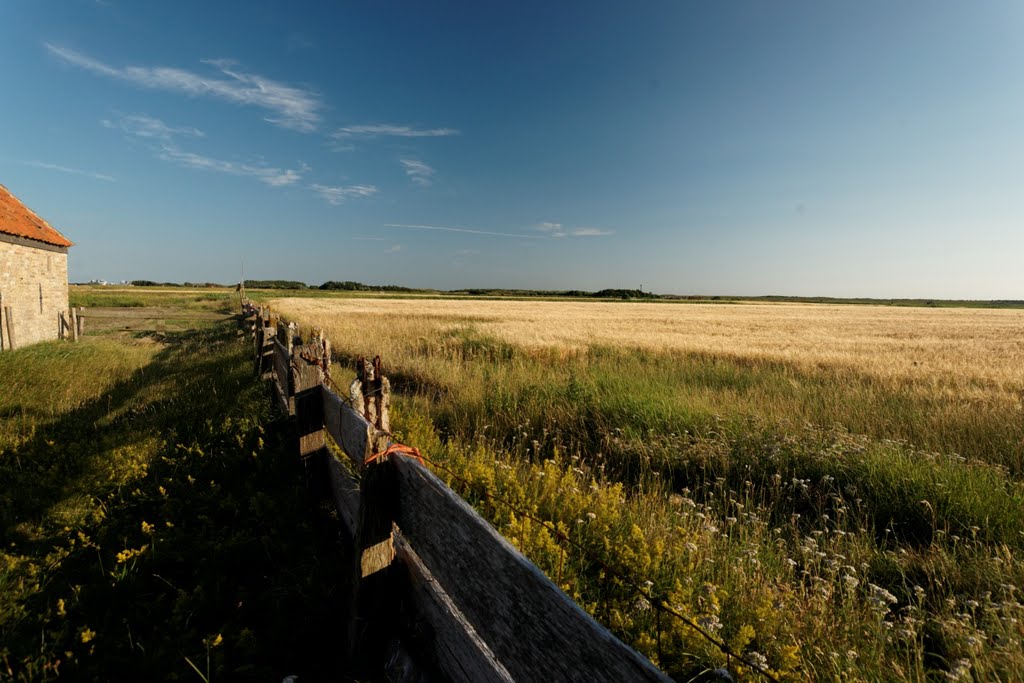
[243,300,672,682]
[0,304,83,350]
[57,306,84,342]
[0,304,237,350]
[66,307,234,336]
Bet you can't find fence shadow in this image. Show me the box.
[1,323,350,681]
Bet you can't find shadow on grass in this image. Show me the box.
[1,325,350,682]
[1,327,246,539]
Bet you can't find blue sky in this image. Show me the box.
[1,1,1022,297]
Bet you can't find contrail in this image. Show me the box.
[22,160,115,182]
[384,223,543,239]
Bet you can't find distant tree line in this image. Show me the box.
[120,281,1024,309]
[241,280,309,289]
[239,279,425,292]
[318,281,421,292]
[127,280,656,299]
[460,288,656,300]
[130,280,225,288]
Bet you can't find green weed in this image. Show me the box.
[0,318,345,681]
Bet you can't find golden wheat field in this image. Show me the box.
[273,297,1024,394]
[269,295,1024,680]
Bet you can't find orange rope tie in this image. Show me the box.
[365,442,425,467]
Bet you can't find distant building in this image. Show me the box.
[0,184,74,349]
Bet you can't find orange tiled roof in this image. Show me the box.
[0,184,74,248]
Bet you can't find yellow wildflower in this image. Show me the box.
[115,545,148,564]
[79,627,95,643]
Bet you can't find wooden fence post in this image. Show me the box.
[253,309,265,376]
[292,336,330,470]
[271,319,297,413]
[240,299,256,339]
[351,356,391,432]
[257,313,275,379]
[4,306,16,350]
[343,354,399,676]
[348,455,400,678]
[286,319,296,348]
[75,307,84,338]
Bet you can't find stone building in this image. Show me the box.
[0,184,74,349]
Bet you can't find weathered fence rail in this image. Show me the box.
[242,299,671,682]
[2,303,232,349]
[75,307,234,335]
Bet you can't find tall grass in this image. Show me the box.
[276,296,1024,681]
[0,319,346,680]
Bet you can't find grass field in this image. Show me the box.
[274,295,1024,681]
[69,285,232,310]
[6,287,1022,680]
[1,292,346,681]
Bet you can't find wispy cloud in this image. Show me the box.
[352,236,390,241]
[537,221,567,237]
[45,43,322,132]
[386,221,614,240]
[22,160,115,182]
[100,113,373,197]
[158,146,303,186]
[311,183,378,205]
[400,158,435,187]
[536,221,614,238]
[384,223,544,239]
[102,114,204,141]
[97,113,305,187]
[334,124,459,139]
[386,244,402,253]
